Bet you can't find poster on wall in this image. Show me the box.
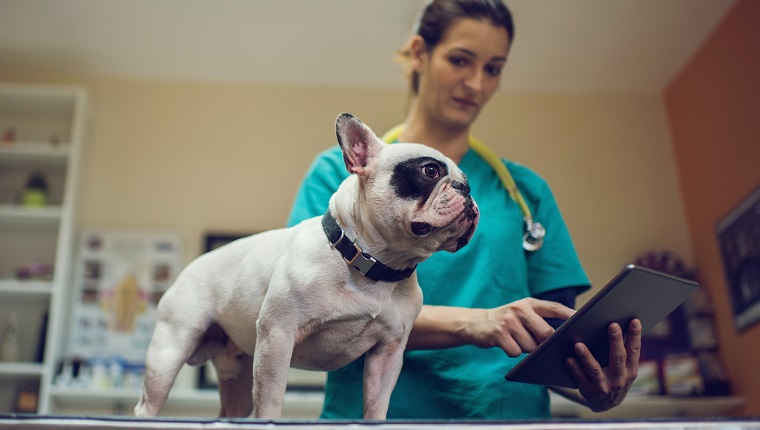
[66,230,182,364]
[716,185,760,332]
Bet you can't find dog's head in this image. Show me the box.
[334,113,479,260]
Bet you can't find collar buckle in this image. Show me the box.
[331,229,378,276]
[344,243,378,276]
[322,210,416,282]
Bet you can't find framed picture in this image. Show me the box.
[716,185,760,332]
[197,232,252,390]
[204,233,251,253]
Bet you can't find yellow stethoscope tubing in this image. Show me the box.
[380,124,534,221]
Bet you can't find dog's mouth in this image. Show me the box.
[411,222,433,236]
[411,195,479,239]
[455,197,479,250]
[456,220,477,251]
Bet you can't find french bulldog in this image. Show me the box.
[134,113,479,419]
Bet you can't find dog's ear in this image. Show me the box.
[336,113,384,175]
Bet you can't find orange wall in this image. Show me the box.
[665,0,760,416]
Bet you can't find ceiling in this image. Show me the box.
[0,0,738,94]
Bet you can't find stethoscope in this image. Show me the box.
[381,125,546,252]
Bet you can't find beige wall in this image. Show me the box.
[0,74,691,301]
[477,92,691,296]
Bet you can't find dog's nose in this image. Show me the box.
[452,180,470,196]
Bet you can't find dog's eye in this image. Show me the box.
[422,164,440,179]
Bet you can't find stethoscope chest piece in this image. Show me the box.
[523,218,545,252]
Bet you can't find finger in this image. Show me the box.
[606,323,628,382]
[565,355,590,387]
[574,342,605,384]
[626,319,642,372]
[522,313,555,344]
[510,327,540,353]
[531,299,576,321]
[497,335,523,358]
[523,299,572,343]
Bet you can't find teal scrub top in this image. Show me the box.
[287,143,590,419]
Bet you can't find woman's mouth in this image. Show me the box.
[453,97,478,109]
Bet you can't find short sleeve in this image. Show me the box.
[523,177,590,296]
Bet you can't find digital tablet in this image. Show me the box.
[504,264,698,388]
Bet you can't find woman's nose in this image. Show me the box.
[464,69,483,93]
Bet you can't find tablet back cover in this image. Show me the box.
[504,265,698,388]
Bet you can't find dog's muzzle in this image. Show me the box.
[452,180,469,196]
[452,180,477,222]
[454,181,479,251]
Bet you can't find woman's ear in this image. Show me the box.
[408,35,428,73]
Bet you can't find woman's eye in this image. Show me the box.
[486,65,503,76]
[423,164,440,178]
[449,56,467,67]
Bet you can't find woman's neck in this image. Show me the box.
[399,111,470,164]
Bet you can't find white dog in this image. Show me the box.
[134,113,479,419]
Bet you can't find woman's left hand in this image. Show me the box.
[566,318,642,412]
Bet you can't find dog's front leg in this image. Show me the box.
[251,317,294,418]
[362,341,406,420]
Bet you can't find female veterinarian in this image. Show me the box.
[288,0,641,419]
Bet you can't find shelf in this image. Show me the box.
[549,392,745,418]
[0,280,53,302]
[0,142,70,165]
[0,204,63,225]
[0,362,44,377]
[49,387,324,417]
[49,387,221,411]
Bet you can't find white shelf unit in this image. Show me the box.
[0,84,87,414]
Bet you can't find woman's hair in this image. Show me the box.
[397,0,515,95]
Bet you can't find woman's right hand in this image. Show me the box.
[465,298,575,357]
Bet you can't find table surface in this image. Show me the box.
[2,416,760,430]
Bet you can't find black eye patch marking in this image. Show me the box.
[391,157,449,200]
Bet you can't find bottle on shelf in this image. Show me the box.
[0,313,22,362]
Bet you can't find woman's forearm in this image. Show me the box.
[406,305,485,350]
[405,299,575,355]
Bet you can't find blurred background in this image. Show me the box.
[0,0,758,420]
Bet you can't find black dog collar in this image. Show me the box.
[322,211,416,282]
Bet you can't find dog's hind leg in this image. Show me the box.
[134,316,208,416]
[217,353,253,417]
[199,326,254,417]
